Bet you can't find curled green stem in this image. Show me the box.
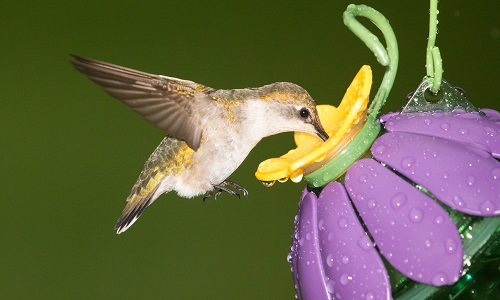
[343,4,399,117]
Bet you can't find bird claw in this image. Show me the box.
[202,180,249,201]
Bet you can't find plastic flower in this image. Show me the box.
[256,68,500,299]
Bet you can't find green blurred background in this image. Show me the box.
[1,0,498,298]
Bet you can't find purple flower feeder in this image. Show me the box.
[289,108,500,299]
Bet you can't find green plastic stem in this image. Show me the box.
[343,4,399,117]
[426,0,443,93]
[304,5,399,187]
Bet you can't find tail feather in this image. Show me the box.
[114,136,191,234]
[115,167,170,234]
[115,184,161,234]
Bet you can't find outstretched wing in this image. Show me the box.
[71,55,213,150]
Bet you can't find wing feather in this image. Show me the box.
[71,55,213,150]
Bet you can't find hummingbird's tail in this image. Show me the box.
[114,136,192,234]
[115,172,167,234]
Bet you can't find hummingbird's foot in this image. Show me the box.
[203,180,249,201]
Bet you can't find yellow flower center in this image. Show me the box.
[255,65,373,186]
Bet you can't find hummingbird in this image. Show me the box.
[71,55,329,234]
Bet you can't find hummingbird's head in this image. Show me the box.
[257,82,329,142]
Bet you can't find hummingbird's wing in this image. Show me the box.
[115,136,191,234]
[71,55,213,150]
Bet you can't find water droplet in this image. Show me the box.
[442,172,449,179]
[424,239,432,248]
[339,273,352,286]
[375,145,387,154]
[326,253,335,267]
[409,207,424,223]
[318,219,325,231]
[440,123,450,131]
[391,193,407,210]
[401,156,415,169]
[326,280,335,294]
[424,118,432,125]
[286,252,293,263]
[445,239,458,254]
[358,235,373,251]
[459,128,469,135]
[467,176,476,186]
[452,195,466,208]
[358,175,367,183]
[278,177,288,183]
[365,292,375,300]
[367,198,377,209]
[483,126,498,136]
[434,215,444,225]
[338,217,348,229]
[433,112,444,118]
[432,272,448,286]
[327,232,335,241]
[479,200,497,214]
[305,233,311,240]
[492,168,500,180]
[342,255,349,264]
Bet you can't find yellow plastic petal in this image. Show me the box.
[255,65,372,184]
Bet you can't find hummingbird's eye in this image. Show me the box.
[299,108,310,119]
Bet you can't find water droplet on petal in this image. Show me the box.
[375,145,387,154]
[432,272,449,286]
[367,198,377,209]
[327,232,335,241]
[391,193,407,210]
[479,200,497,214]
[338,217,348,229]
[484,126,498,136]
[326,253,335,267]
[424,119,432,125]
[286,252,293,263]
[434,215,444,225]
[492,168,500,180]
[442,172,449,179]
[358,235,373,251]
[365,292,375,300]
[409,207,424,223]
[401,156,416,169]
[467,176,476,186]
[318,219,325,231]
[326,280,335,294]
[453,196,466,208]
[339,273,352,286]
[358,175,367,183]
[342,255,349,264]
[440,123,450,131]
[445,239,458,254]
[459,128,469,135]
[424,239,432,248]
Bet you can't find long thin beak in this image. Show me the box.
[315,125,329,142]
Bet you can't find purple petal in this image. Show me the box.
[291,191,330,300]
[345,159,463,286]
[317,182,391,299]
[291,184,391,299]
[383,110,500,158]
[372,132,500,216]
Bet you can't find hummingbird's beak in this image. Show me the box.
[315,124,329,142]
